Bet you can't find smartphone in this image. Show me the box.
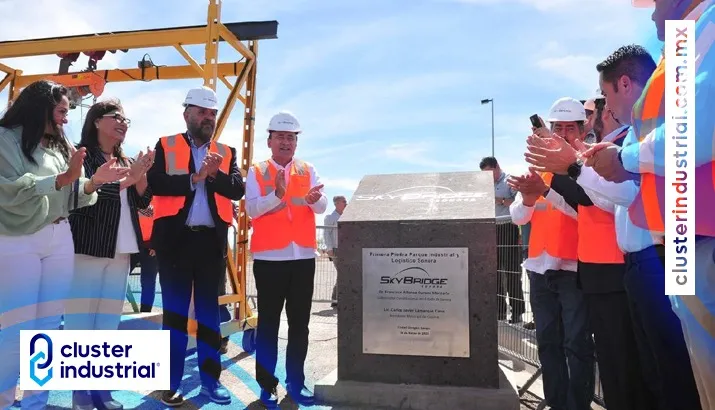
[529,114,543,128]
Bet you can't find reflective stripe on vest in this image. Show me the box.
[249,159,317,253]
[627,56,715,237]
[527,172,579,260]
[153,134,234,224]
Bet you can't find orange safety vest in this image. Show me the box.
[249,159,317,253]
[152,134,234,224]
[627,24,715,237]
[527,172,579,260]
[578,130,628,264]
[139,213,153,242]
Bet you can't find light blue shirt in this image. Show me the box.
[186,133,215,227]
[620,3,715,176]
[494,171,517,218]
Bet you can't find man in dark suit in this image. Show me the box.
[147,86,245,407]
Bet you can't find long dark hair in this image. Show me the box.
[0,80,72,164]
[79,98,128,166]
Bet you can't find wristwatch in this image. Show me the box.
[567,159,583,180]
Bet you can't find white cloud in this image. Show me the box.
[535,54,601,95]
[320,177,360,194]
[255,71,477,142]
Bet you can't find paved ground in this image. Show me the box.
[25,251,605,409]
[15,301,571,409]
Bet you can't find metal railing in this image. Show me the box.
[495,215,605,408]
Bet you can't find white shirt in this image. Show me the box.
[115,188,139,254]
[576,126,661,253]
[245,158,327,261]
[509,189,578,274]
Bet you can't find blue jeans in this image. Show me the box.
[529,270,595,410]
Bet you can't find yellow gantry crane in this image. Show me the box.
[0,0,276,353]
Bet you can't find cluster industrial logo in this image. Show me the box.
[20,330,170,391]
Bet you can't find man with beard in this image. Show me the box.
[147,86,245,407]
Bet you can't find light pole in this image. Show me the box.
[481,98,494,157]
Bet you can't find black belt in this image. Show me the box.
[186,225,214,232]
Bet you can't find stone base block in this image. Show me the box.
[314,368,519,410]
[118,312,163,330]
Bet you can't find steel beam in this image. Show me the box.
[204,0,221,90]
[14,62,246,88]
[219,24,254,60]
[215,58,253,141]
[0,21,278,60]
[0,62,15,74]
[173,45,204,76]
[8,70,21,102]
[0,73,13,95]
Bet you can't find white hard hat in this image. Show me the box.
[547,97,587,122]
[182,86,218,110]
[267,111,301,133]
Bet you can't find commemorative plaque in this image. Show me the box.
[362,247,469,358]
[314,171,519,410]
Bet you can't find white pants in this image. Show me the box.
[670,237,715,410]
[0,220,74,410]
[63,253,131,331]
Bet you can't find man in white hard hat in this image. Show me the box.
[245,110,326,408]
[147,86,245,407]
[507,97,596,410]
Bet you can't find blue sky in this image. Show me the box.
[0,0,661,213]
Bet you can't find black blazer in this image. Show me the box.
[146,133,245,257]
[69,147,153,258]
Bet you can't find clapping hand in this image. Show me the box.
[56,147,88,189]
[305,184,324,205]
[524,133,580,175]
[205,152,223,177]
[93,158,131,185]
[275,169,286,198]
[128,147,155,183]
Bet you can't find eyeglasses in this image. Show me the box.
[103,113,131,126]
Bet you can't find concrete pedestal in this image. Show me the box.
[315,171,519,409]
[315,367,519,410]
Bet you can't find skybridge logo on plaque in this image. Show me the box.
[362,247,470,358]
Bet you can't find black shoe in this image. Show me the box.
[72,391,94,410]
[93,390,123,410]
[286,383,315,406]
[220,337,229,354]
[201,381,231,404]
[161,390,185,407]
[259,387,279,408]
